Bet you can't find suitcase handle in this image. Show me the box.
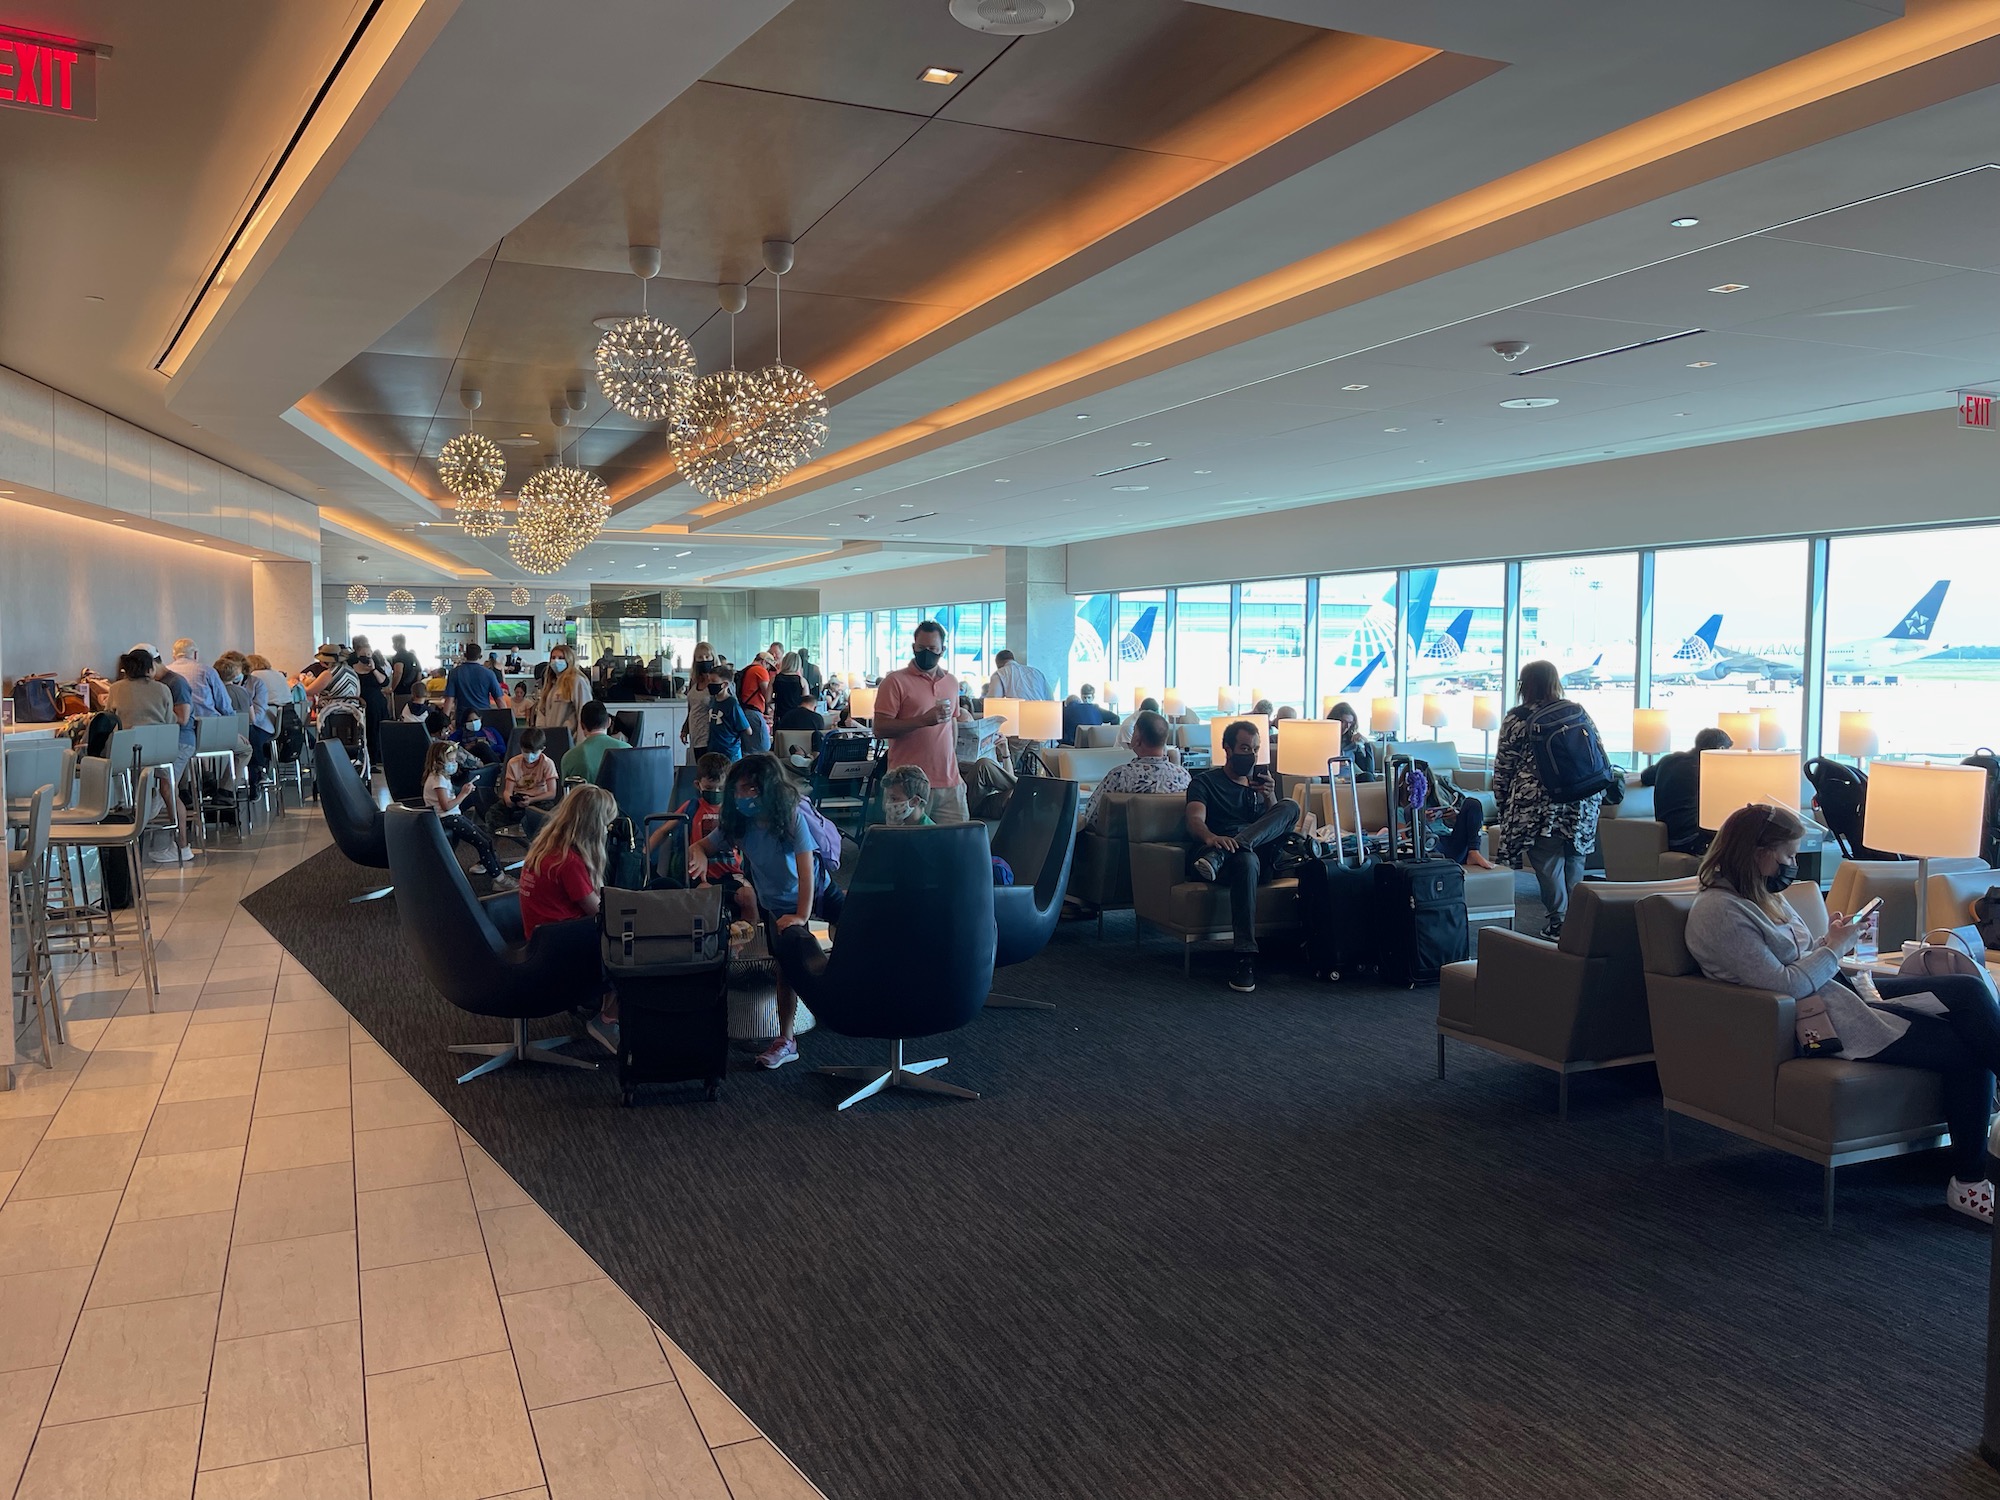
[1323,756,1368,870]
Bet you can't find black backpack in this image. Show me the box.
[1964,748,2000,867]
[276,702,306,762]
[1525,700,1616,803]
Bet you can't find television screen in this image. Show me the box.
[484,616,534,649]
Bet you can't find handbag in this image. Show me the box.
[599,885,726,974]
[1794,988,1845,1057]
[1898,926,1997,998]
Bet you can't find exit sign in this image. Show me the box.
[1958,390,1997,431]
[0,26,98,119]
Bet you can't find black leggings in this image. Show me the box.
[1869,972,2000,1181]
[439,812,502,878]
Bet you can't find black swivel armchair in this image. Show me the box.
[776,823,997,1110]
[378,721,432,804]
[596,744,675,827]
[315,741,392,901]
[383,806,603,1083]
[987,775,1078,1010]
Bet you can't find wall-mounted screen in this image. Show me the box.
[483,616,534,649]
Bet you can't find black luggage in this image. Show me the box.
[1298,755,1378,982]
[601,886,731,1105]
[1372,757,1469,988]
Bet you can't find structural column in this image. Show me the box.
[253,559,321,668]
[1005,546,1072,695]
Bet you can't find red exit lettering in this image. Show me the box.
[0,27,95,119]
[1960,392,1996,431]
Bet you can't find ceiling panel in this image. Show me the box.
[701,0,1009,117]
[1764,167,2000,273]
[456,260,718,371]
[1723,268,2000,352]
[315,353,455,417]
[683,285,949,386]
[368,256,495,359]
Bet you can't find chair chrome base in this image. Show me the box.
[349,884,394,904]
[450,1018,599,1083]
[984,991,1055,1011]
[816,1040,978,1110]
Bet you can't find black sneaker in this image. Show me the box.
[1191,853,1221,882]
[1229,957,1257,993]
[1540,918,1564,941]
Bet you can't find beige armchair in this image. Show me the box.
[1437,877,1697,1118]
[1599,816,1702,884]
[1635,885,1954,1224]
[1389,740,1493,813]
[1926,868,2000,955]
[1827,857,1989,950]
[1077,724,1121,749]
[1069,791,1145,936]
[1127,794,1299,971]
[1054,746,1135,803]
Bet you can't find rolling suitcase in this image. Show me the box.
[601,886,731,1105]
[1297,755,1378,982]
[1372,756,1469,988]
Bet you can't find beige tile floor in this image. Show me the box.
[3,806,823,1500]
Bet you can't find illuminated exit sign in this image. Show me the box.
[0,26,99,119]
[1957,390,1998,431]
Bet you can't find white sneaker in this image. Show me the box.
[178,844,196,862]
[1948,1177,1994,1224]
[147,845,181,865]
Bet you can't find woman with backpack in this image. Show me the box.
[1492,658,1610,939]
[684,752,845,1072]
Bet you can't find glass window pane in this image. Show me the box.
[952,603,984,685]
[1316,571,1396,712]
[989,601,1006,669]
[1652,539,1807,754]
[1520,554,1639,757]
[1173,585,1231,707]
[1070,593,1112,691]
[1823,528,1990,759]
[1113,590,1168,707]
[1238,579,1306,712]
[1403,565,1504,737]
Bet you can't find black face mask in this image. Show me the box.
[1765,860,1799,894]
[913,648,941,671]
[708,683,725,697]
[1226,750,1258,777]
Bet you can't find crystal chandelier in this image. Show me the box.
[542,592,571,620]
[509,424,609,576]
[467,587,495,615]
[510,585,531,606]
[665,587,683,611]
[431,595,452,616]
[438,388,506,526]
[678,367,784,505]
[748,241,829,478]
[346,584,368,603]
[596,246,696,423]
[457,494,504,538]
[386,589,415,616]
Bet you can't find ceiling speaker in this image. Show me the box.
[949,0,1074,36]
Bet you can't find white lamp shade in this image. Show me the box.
[1218,685,1242,713]
[1717,711,1758,748]
[1163,689,1185,716]
[1838,711,1879,759]
[1098,681,1120,709]
[1631,708,1671,756]
[983,696,1021,735]
[1421,694,1448,729]
[1129,685,1154,712]
[1698,749,1801,831]
[1756,709,1786,751]
[1208,713,1271,767]
[847,687,877,722]
[1471,694,1501,733]
[1274,718,1347,778]
[1321,694,1343,717]
[1016,699,1063,743]
[1369,697,1400,735]
[1864,760,1988,859]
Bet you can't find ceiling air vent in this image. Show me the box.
[950,0,1074,36]
[1511,328,1706,377]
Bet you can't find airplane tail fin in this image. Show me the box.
[1341,650,1387,694]
[1127,605,1158,654]
[1404,569,1437,651]
[1441,609,1473,651]
[1693,613,1723,649]
[1884,581,1948,640]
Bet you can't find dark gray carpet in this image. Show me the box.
[243,846,2000,1500]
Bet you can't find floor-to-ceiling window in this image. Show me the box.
[1403,564,1504,739]
[1069,593,1113,694]
[1113,589,1168,707]
[1238,579,1306,712]
[1520,553,1639,757]
[1652,539,1808,754]
[950,602,986,686]
[1172,585,1232,707]
[1822,525,1994,759]
[1314,571,1396,712]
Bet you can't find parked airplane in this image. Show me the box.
[1406,609,1496,687]
[1074,597,1162,667]
[1323,570,1436,695]
[1680,581,1950,684]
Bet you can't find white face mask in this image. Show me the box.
[889,798,923,823]
[524,751,542,765]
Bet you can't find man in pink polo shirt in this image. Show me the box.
[873,619,969,823]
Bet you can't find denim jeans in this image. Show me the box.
[1188,799,1300,954]
[1870,972,2000,1180]
[1527,834,1585,926]
[1435,800,1484,865]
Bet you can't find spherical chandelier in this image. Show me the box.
[542,593,572,620]
[346,584,368,604]
[437,431,506,504]
[596,315,696,422]
[665,588,683,611]
[752,362,830,473]
[386,589,415,616]
[677,368,783,505]
[457,495,503,539]
[467,587,495,615]
[431,595,452,616]
[509,460,609,575]
[510,585,531,607]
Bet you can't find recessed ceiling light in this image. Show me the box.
[1499,397,1560,409]
[1131,441,1152,447]
[635,562,646,568]
[518,432,534,437]
[1670,216,1701,228]
[1075,413,1091,420]
[899,502,915,507]
[1060,498,1076,503]
[919,66,961,85]
[1708,283,1748,294]
[675,550,691,557]
[111,516,128,524]
[1111,484,1149,492]
[828,522,840,527]
[1383,426,1406,433]
[994,478,1010,483]
[1686,360,1716,368]
[1342,383,1369,392]
[1675,411,1691,417]
[652,546,660,550]
[1192,469,1212,475]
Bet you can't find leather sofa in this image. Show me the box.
[1438,877,1697,1118]
[1128,793,1299,969]
[1635,883,1952,1224]
[1828,857,1989,950]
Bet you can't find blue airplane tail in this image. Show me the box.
[1118,605,1159,662]
[1404,569,1437,650]
[1692,613,1723,650]
[1341,650,1387,693]
[1885,581,1948,641]
[1429,608,1473,655]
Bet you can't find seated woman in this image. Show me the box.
[517,784,618,1052]
[1326,700,1378,782]
[1687,802,1999,1224]
[685,753,844,1072]
[421,739,513,890]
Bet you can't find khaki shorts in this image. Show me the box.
[927,783,969,824]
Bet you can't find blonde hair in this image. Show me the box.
[524,784,615,887]
[245,653,273,672]
[422,738,458,783]
[1699,802,1806,919]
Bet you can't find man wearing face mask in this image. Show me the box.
[872,620,969,823]
[1184,720,1300,993]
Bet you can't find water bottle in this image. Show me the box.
[1854,908,1879,964]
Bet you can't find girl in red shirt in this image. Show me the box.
[517,785,620,1052]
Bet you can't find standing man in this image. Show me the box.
[874,619,969,823]
[443,640,505,729]
[983,649,1051,702]
[387,634,422,715]
[1184,720,1299,994]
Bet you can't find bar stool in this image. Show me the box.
[45,756,112,966]
[3,739,66,820]
[107,724,185,862]
[9,785,60,1064]
[50,766,164,1004]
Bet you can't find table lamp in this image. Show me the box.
[1370,697,1400,741]
[1631,708,1671,767]
[1471,693,1501,763]
[1162,689,1185,718]
[1208,712,1271,767]
[1274,718,1346,779]
[983,697,1021,736]
[1864,760,1988,935]
[1837,711,1878,767]
[1099,681,1120,711]
[1698,749,1801,831]
[1321,694,1343,717]
[1421,694,1448,741]
[847,686,877,723]
[1129,685,1155,713]
[1016,699,1062,745]
[1717,711,1758,748]
[1218,685,1242,714]
[1756,709,1786,751]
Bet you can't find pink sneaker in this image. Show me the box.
[755,1036,798,1070]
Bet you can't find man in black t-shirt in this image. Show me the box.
[1185,720,1299,995]
[387,635,422,712]
[1641,726,1731,854]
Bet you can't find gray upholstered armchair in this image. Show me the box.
[1127,793,1299,970]
[1437,877,1696,1118]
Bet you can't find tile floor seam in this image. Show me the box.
[467,1152,553,1500]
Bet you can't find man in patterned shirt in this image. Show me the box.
[1081,710,1189,830]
